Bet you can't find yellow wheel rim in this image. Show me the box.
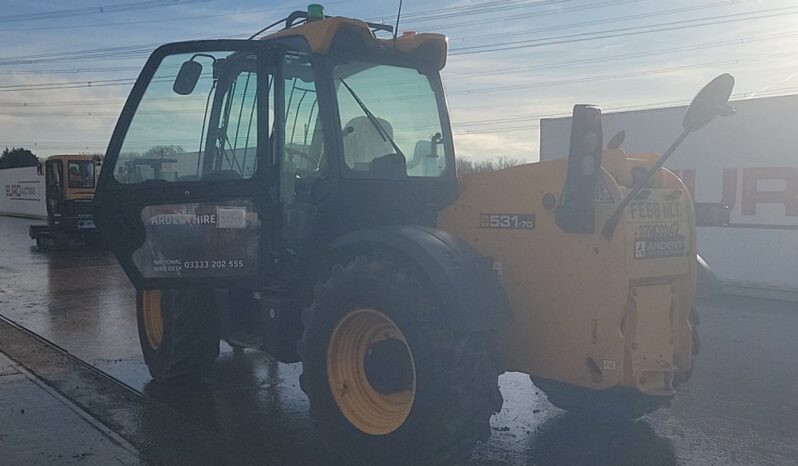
[142,290,164,350]
[327,308,416,436]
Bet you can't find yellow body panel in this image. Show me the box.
[438,156,697,395]
[265,17,447,69]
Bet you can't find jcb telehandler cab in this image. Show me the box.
[30,154,101,250]
[94,6,733,464]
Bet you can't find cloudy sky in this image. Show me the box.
[0,0,797,161]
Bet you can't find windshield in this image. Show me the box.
[333,62,447,178]
[113,50,267,184]
[67,160,95,189]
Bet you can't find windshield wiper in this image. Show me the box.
[338,78,406,160]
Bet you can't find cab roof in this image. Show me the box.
[263,16,448,69]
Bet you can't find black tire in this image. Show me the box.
[136,289,220,383]
[531,376,669,421]
[53,233,70,250]
[299,256,502,465]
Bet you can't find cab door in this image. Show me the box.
[95,41,277,290]
[44,158,63,222]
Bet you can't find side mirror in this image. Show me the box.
[606,130,626,150]
[683,73,735,133]
[428,132,442,158]
[173,60,202,95]
[602,73,736,240]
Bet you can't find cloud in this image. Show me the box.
[1,0,798,161]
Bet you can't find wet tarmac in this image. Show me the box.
[1,214,797,465]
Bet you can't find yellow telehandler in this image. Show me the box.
[94,5,731,464]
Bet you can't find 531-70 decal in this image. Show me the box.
[479,213,536,230]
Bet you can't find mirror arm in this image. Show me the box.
[601,129,690,240]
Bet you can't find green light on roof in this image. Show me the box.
[307,4,324,21]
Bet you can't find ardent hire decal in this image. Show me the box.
[148,213,216,226]
[634,235,685,259]
[630,199,686,259]
[479,213,536,230]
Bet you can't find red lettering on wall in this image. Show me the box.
[672,168,737,210]
[722,168,737,210]
[741,167,798,216]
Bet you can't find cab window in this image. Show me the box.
[333,62,447,178]
[68,160,95,189]
[281,53,324,203]
[113,50,269,184]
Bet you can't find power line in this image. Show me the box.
[2,1,797,147]
[1,42,791,97]
[424,0,645,32]
[0,66,145,75]
[362,0,565,25]
[9,85,798,147]
[447,50,798,97]
[0,33,248,67]
[12,84,798,145]
[8,11,794,80]
[0,8,791,89]
[445,29,798,79]
[451,86,798,134]
[0,0,548,35]
[0,0,213,24]
[446,0,754,44]
[387,0,577,24]
[0,0,358,32]
[1,2,790,71]
[0,95,202,107]
[449,5,798,55]
[0,0,648,67]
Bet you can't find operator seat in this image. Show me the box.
[342,116,396,172]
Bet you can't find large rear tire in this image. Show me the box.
[531,376,669,420]
[299,256,501,465]
[136,289,219,383]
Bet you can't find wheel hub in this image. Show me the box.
[141,290,164,350]
[327,308,417,435]
[363,338,414,395]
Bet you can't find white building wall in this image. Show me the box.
[0,166,46,219]
[540,94,798,294]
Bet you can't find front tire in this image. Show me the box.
[299,256,501,465]
[137,289,219,383]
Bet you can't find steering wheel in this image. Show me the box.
[285,147,318,167]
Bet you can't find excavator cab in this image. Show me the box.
[95,15,457,291]
[30,154,101,249]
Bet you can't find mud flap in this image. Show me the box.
[696,254,720,297]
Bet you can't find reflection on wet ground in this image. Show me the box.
[2,215,797,465]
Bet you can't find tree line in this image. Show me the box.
[0,147,38,170]
[456,157,523,174]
